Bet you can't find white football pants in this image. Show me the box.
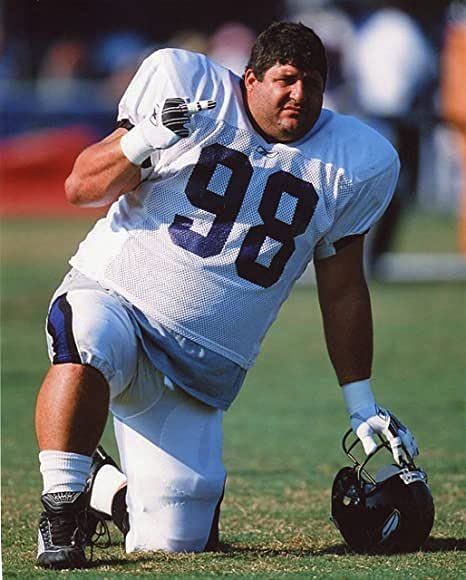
[46,272,226,553]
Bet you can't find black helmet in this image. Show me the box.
[331,429,434,554]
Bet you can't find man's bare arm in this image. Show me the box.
[315,235,419,464]
[314,235,372,385]
[65,128,142,208]
[65,99,217,208]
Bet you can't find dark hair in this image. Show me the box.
[246,22,327,88]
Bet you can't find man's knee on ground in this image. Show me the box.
[125,471,225,553]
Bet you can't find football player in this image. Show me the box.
[35,22,418,569]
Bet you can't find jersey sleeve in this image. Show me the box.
[116,48,220,178]
[314,154,400,259]
[116,51,174,177]
[117,51,172,125]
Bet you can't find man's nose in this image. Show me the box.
[290,80,305,102]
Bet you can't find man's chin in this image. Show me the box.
[277,124,309,142]
[277,114,313,138]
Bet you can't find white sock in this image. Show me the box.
[39,450,92,495]
[89,464,127,517]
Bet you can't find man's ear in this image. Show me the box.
[243,68,259,92]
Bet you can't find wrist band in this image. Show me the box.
[120,122,154,166]
[342,379,375,415]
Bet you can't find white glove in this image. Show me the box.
[342,380,419,465]
[350,405,419,465]
[120,98,216,165]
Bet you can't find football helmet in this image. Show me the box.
[331,429,434,553]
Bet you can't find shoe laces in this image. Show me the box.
[48,510,87,548]
[51,509,113,564]
[89,515,112,550]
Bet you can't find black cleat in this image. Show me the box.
[37,491,89,569]
[87,446,129,536]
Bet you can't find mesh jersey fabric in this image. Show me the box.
[48,268,246,410]
[70,48,400,369]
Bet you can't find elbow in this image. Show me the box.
[64,173,83,206]
[64,172,107,207]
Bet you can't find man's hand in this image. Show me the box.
[350,404,419,465]
[154,97,193,144]
[120,98,216,165]
[342,380,419,466]
[157,98,217,142]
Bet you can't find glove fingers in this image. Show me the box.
[161,98,192,139]
[183,100,217,115]
[181,118,193,138]
[400,429,419,458]
[354,423,378,455]
[380,422,404,464]
[360,435,378,456]
[384,426,420,465]
[163,97,185,109]
[390,435,404,465]
[351,406,419,465]
[384,411,419,463]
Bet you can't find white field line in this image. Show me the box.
[298,254,466,284]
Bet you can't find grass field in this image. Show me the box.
[1,213,465,578]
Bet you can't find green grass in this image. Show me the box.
[1,214,465,578]
[391,208,458,254]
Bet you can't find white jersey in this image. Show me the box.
[70,48,399,369]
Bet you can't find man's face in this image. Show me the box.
[244,62,324,143]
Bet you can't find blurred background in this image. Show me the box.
[1,0,466,280]
[2,4,465,573]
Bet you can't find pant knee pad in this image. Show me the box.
[125,472,225,553]
[113,383,226,553]
[46,290,138,396]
